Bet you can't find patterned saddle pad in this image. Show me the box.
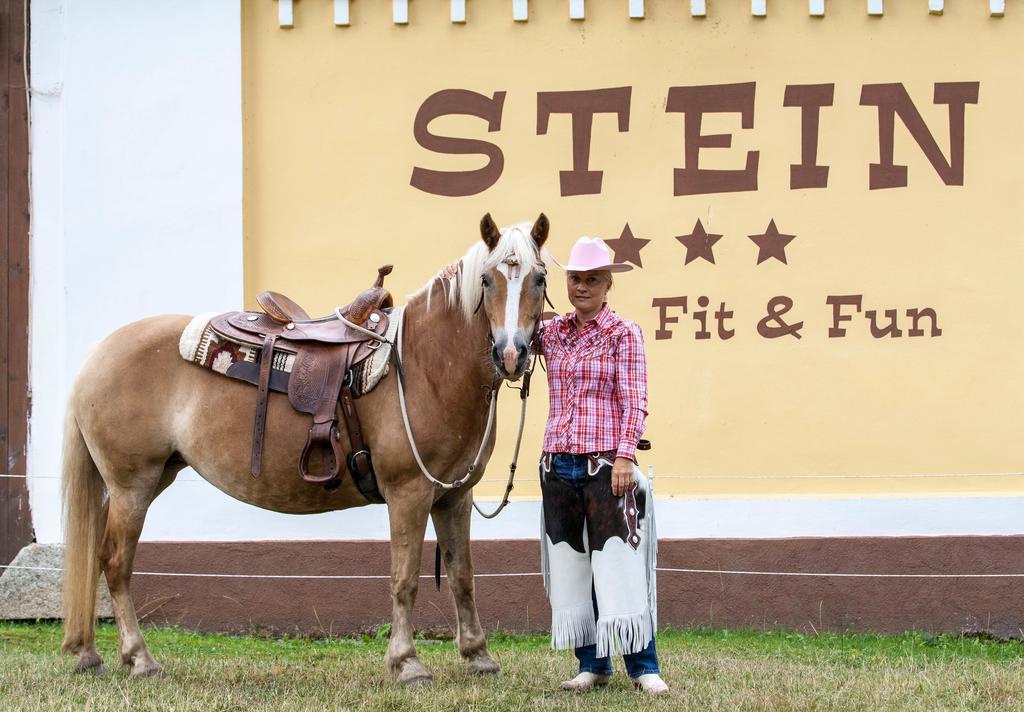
[178,307,401,398]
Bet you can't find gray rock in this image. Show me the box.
[0,543,112,619]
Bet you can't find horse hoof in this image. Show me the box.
[129,658,164,678]
[467,654,500,675]
[396,658,433,687]
[73,652,106,675]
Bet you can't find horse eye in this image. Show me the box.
[481,274,492,288]
[535,274,547,287]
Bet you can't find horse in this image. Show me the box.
[60,213,550,684]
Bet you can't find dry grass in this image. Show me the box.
[2,623,1024,711]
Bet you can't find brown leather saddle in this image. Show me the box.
[209,265,395,501]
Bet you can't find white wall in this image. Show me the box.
[29,0,244,543]
[27,1,1024,545]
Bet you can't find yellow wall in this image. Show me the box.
[243,0,1024,499]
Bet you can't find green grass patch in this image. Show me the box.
[2,622,1024,710]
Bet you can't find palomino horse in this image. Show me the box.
[61,214,550,684]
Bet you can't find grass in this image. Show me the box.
[2,623,1024,710]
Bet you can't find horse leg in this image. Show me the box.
[100,480,163,677]
[385,495,433,685]
[431,493,499,675]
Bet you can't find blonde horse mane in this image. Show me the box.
[411,221,549,321]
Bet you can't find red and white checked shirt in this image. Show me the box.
[538,304,648,460]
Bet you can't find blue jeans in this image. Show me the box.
[549,453,661,678]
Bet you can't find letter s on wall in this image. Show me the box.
[410,89,507,197]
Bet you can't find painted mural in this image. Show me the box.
[242,1,1023,499]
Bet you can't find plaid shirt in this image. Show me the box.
[539,304,648,460]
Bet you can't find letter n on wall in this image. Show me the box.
[860,82,980,189]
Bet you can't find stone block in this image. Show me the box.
[0,543,113,620]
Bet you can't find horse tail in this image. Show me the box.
[60,405,108,654]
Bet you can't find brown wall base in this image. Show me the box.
[132,537,1024,638]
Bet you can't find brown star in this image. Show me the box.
[603,223,651,268]
[748,219,796,265]
[675,219,722,265]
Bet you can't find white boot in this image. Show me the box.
[560,672,612,691]
[634,673,669,695]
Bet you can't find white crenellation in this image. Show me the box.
[393,0,408,24]
[278,0,293,28]
[276,0,1011,26]
[451,0,466,23]
[335,0,350,26]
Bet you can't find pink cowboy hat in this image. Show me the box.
[552,236,633,273]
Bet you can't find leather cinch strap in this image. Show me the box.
[341,382,385,503]
[250,333,277,478]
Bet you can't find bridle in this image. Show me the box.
[390,256,548,519]
[473,257,556,317]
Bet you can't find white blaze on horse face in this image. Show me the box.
[496,261,526,374]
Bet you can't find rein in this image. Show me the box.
[393,307,497,491]
[473,355,535,519]
[391,260,544,515]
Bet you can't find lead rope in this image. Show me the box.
[394,306,497,490]
[474,287,548,519]
[472,355,535,519]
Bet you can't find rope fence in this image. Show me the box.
[7,467,1024,582]
[4,563,1024,580]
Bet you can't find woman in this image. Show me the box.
[537,236,668,695]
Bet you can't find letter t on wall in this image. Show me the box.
[537,87,632,197]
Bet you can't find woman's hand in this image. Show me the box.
[611,457,634,497]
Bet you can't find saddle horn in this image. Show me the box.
[346,265,394,324]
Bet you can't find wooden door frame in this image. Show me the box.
[1,0,33,566]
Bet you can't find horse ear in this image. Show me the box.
[531,213,549,249]
[480,213,501,251]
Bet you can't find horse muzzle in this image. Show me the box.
[491,336,529,380]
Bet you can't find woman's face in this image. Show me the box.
[566,271,610,315]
